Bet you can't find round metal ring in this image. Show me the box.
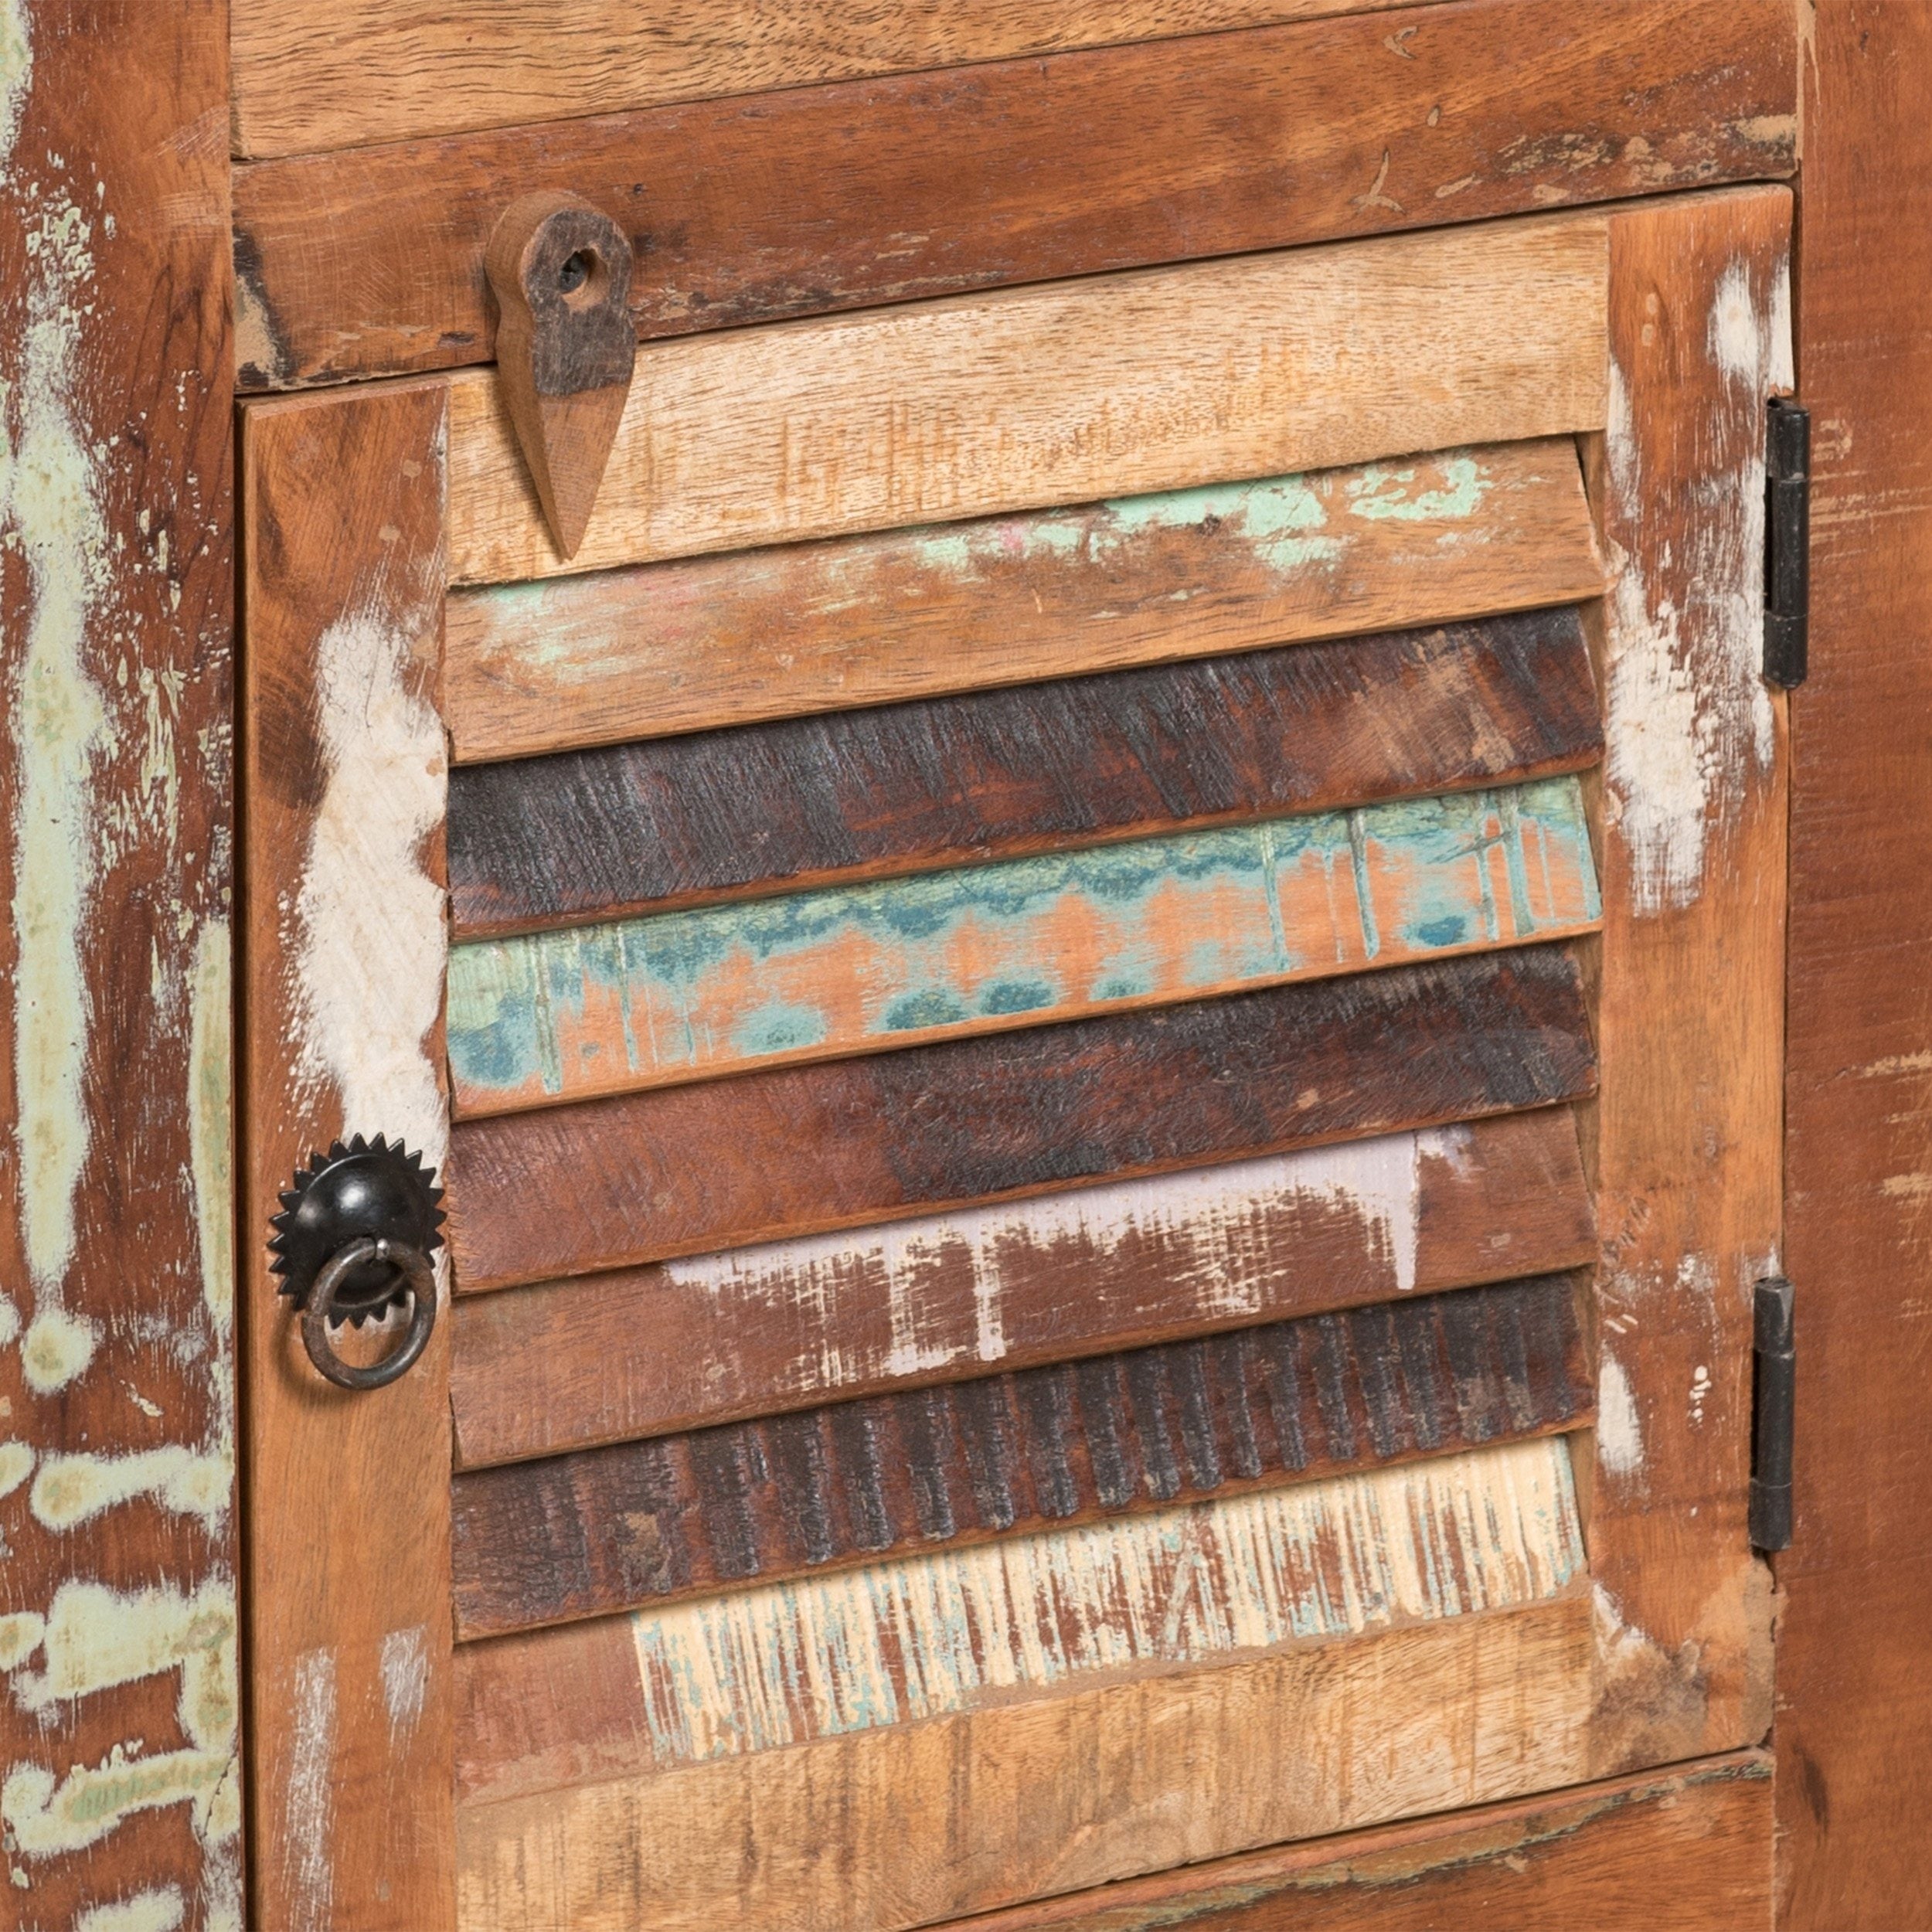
[300,1236,437,1390]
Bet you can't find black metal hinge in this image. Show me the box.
[1764,398,1810,688]
[1750,1276,1795,1551]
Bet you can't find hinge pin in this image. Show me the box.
[1764,399,1810,688]
[1750,1275,1796,1551]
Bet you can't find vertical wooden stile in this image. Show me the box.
[240,382,455,1930]
[1582,187,1791,1769]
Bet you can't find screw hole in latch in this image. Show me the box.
[268,1133,446,1390]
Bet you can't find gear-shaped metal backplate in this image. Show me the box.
[269,1134,446,1325]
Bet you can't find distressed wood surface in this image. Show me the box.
[449,603,1604,940]
[230,0,1795,392]
[454,1441,1593,1928]
[449,777,1601,1114]
[1578,187,1791,1774]
[945,1753,1772,1930]
[446,213,1611,583]
[0,4,240,1928]
[445,439,1602,764]
[230,0,1424,158]
[453,1274,1590,1638]
[1779,9,1932,1921]
[447,946,1597,1292]
[239,384,455,1930]
[452,1107,1597,1468]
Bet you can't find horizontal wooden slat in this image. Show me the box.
[231,0,1795,391]
[448,600,1605,940]
[447,945,1597,1292]
[451,1107,1597,1468]
[452,1274,1590,1638]
[447,777,1601,1114]
[945,1753,1772,1931]
[446,440,1601,764]
[446,213,1610,582]
[231,0,1421,158]
[454,1441,1591,1930]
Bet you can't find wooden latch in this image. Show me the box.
[486,191,635,560]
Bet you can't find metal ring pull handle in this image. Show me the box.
[301,1237,437,1391]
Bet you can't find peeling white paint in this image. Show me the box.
[1689,1362,1713,1426]
[380,1624,429,1747]
[0,1291,18,1346]
[284,1648,337,1932]
[0,1611,43,1670]
[188,917,233,1335]
[0,1439,29,1498]
[1597,1355,1645,1480]
[19,1304,95,1393]
[630,1437,1583,1766]
[74,1885,186,1932]
[29,1445,230,1531]
[294,608,448,1173]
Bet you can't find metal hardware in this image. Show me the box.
[269,1134,446,1389]
[301,1237,437,1390]
[1750,1274,1795,1551]
[1764,398,1810,688]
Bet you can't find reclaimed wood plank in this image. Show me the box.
[0,3,239,1923]
[449,602,1605,940]
[943,1753,1772,1931]
[240,383,455,1930]
[447,777,1601,1114]
[1579,186,1791,1773]
[445,213,1610,582]
[447,946,1597,1293]
[451,1107,1596,1468]
[445,441,1602,764]
[230,0,1423,158]
[451,1274,1590,1638]
[453,1442,1594,1929]
[1781,12,1932,1920]
[230,0,1795,391]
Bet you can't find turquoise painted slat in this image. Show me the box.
[446,775,1600,1114]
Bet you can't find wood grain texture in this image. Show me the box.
[240,383,454,1931]
[230,0,1422,158]
[1779,8,1932,1922]
[454,1444,1593,1929]
[452,1274,1590,1638]
[448,601,1605,940]
[0,2,238,1923]
[1579,187,1791,1774]
[944,1752,1772,1931]
[447,945,1597,1293]
[445,213,1611,582]
[446,440,1601,764]
[230,0,1796,391]
[447,777,1601,1113]
[451,1107,1597,1468]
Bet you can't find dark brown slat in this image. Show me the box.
[451,1274,1590,1638]
[447,607,1601,939]
[447,946,1596,1293]
[231,0,1795,389]
[451,1107,1595,1468]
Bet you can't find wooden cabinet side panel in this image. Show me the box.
[240,384,454,1932]
[0,2,239,1927]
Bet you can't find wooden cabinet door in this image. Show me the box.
[236,166,1791,1932]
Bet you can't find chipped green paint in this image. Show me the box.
[628,1437,1583,1768]
[1346,454,1489,522]
[2,1578,239,1859]
[449,776,1600,1111]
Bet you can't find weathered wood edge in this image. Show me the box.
[0,4,240,1927]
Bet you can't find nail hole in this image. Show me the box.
[558,250,594,297]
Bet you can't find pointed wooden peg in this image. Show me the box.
[485,191,634,560]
